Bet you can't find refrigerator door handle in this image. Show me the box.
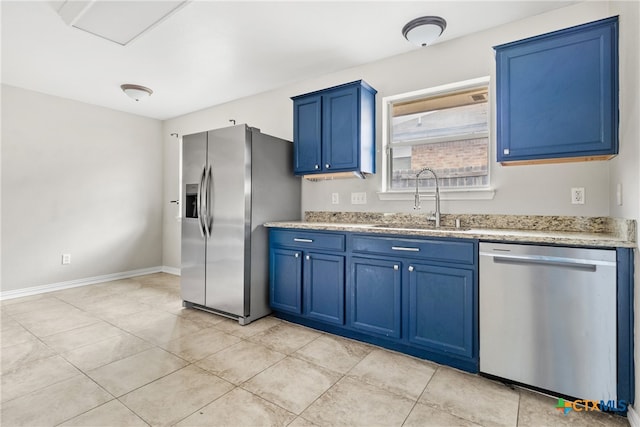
[202,164,212,238]
[196,164,206,237]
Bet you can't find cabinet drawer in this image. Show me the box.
[271,229,346,252]
[351,235,475,265]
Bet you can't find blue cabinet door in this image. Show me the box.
[269,248,302,314]
[349,257,402,338]
[293,95,322,173]
[495,17,618,163]
[304,253,345,325]
[407,263,475,358]
[291,81,376,176]
[322,85,359,172]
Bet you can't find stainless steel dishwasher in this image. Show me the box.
[479,242,617,401]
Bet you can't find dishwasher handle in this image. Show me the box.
[493,256,596,272]
[480,252,615,272]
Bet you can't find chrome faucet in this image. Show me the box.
[414,167,441,228]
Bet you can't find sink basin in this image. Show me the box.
[373,224,470,232]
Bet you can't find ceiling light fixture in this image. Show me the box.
[402,16,447,47]
[120,84,153,101]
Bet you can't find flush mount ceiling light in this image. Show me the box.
[121,84,153,101]
[402,16,447,47]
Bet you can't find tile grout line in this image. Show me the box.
[167,384,239,426]
[399,365,439,426]
[515,387,522,427]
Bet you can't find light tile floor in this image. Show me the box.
[0,273,629,426]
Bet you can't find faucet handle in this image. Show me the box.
[414,193,421,210]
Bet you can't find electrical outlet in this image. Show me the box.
[571,187,585,205]
[617,183,623,206]
[351,192,367,205]
[62,254,71,265]
[331,193,339,204]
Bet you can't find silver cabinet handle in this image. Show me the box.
[294,238,313,243]
[314,164,319,170]
[294,253,299,258]
[393,265,399,270]
[408,266,414,272]
[306,255,310,260]
[392,246,420,252]
[325,163,330,168]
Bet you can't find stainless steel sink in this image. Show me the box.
[373,224,470,232]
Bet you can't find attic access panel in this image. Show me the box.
[57,0,187,46]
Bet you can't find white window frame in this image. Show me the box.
[379,76,495,201]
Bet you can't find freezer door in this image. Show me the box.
[180,132,207,305]
[204,125,251,316]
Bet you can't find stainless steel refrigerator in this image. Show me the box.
[181,124,300,324]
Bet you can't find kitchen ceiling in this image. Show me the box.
[1,1,576,120]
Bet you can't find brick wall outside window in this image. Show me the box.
[391,137,488,189]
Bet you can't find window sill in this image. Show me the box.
[377,188,495,201]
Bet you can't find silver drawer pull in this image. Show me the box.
[306,255,310,260]
[294,253,299,258]
[408,266,414,272]
[393,265,399,270]
[391,246,420,252]
[293,238,314,243]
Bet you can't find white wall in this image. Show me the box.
[300,1,616,217]
[1,85,164,292]
[162,1,632,268]
[608,0,640,417]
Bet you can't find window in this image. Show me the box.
[383,77,490,193]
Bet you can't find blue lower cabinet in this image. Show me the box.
[269,248,302,314]
[269,229,346,324]
[304,253,345,325]
[349,257,402,338]
[407,263,475,358]
[269,229,479,373]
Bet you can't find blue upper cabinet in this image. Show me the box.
[495,17,618,164]
[292,80,377,176]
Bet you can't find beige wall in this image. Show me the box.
[1,85,164,292]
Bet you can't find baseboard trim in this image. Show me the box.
[628,405,640,427]
[161,266,181,276]
[0,266,176,300]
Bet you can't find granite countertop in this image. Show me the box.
[264,212,637,248]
